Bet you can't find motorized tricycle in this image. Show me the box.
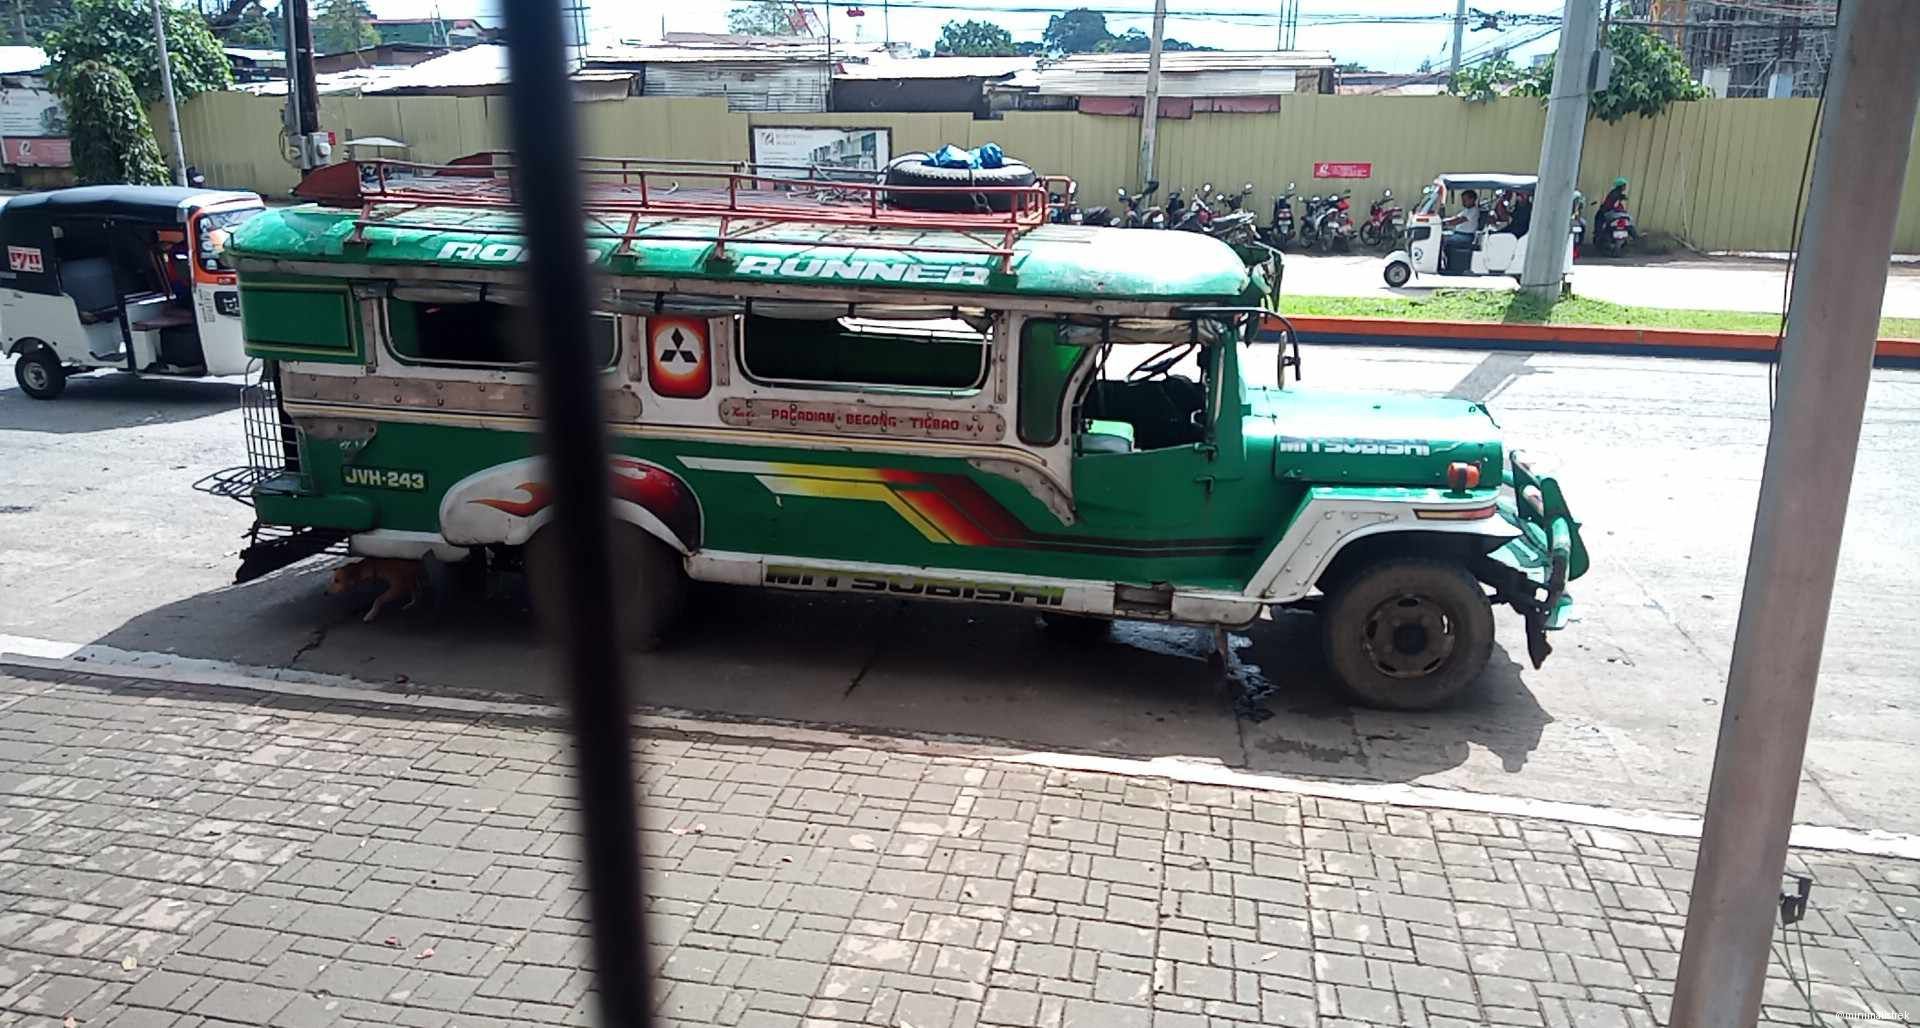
[1382,173,1574,288]
[3,185,266,399]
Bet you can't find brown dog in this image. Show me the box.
[327,558,426,623]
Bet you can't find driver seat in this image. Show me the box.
[1078,419,1136,455]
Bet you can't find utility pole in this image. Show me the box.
[1137,0,1167,190]
[281,0,322,170]
[152,0,186,185]
[1448,0,1467,82]
[1518,0,1600,299]
[1670,6,1920,1026]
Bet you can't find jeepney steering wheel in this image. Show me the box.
[1125,342,1194,383]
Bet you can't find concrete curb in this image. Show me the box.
[1263,313,1920,366]
[8,638,1920,862]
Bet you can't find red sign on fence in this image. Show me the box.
[1313,161,1372,179]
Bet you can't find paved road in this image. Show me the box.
[4,667,1917,1028]
[1279,251,1920,320]
[2,348,1918,835]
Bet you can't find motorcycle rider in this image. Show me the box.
[1598,176,1636,239]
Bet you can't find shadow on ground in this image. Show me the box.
[0,371,242,433]
[84,564,1557,788]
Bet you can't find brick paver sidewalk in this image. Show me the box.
[2,666,1918,1028]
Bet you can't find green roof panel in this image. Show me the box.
[227,204,1252,303]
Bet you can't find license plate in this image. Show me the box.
[1612,230,1628,239]
[342,466,427,492]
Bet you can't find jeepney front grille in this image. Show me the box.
[194,362,307,505]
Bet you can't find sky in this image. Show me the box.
[358,1,1572,75]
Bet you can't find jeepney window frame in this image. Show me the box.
[376,288,624,376]
[732,304,996,398]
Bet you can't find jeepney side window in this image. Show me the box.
[1017,319,1085,446]
[386,297,617,369]
[738,309,987,393]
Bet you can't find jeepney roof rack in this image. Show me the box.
[292,152,1075,274]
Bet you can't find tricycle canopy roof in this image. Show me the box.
[1435,173,1537,192]
[0,186,260,231]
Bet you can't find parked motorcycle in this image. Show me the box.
[1264,181,1297,250]
[1174,181,1217,233]
[1117,181,1163,229]
[1298,193,1327,249]
[1220,182,1255,213]
[1048,191,1082,225]
[1312,190,1356,252]
[1357,189,1405,250]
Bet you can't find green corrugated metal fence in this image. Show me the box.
[164,91,1920,253]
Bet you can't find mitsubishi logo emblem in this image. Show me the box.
[658,326,698,365]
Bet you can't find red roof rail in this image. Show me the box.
[292,154,1077,274]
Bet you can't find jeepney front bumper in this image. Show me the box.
[1483,452,1588,668]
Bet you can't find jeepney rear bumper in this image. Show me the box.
[230,475,374,583]
[1480,452,1588,668]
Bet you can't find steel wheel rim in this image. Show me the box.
[21,361,48,391]
[1360,592,1457,679]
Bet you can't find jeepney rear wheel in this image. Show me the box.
[14,348,65,400]
[526,522,686,652]
[1321,558,1492,710]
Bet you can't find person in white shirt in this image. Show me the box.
[1442,189,1481,272]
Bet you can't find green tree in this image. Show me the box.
[45,0,232,102]
[64,59,168,184]
[0,0,73,44]
[726,1,800,36]
[935,18,1015,57]
[1451,24,1705,122]
[312,0,377,54]
[1448,55,1525,102]
[1098,27,1205,53]
[1042,8,1109,54]
[222,1,277,47]
[1524,22,1706,121]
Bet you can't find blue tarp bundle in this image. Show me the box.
[926,143,1005,169]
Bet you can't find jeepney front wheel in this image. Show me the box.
[1321,558,1492,710]
[526,522,686,652]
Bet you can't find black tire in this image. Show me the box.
[13,347,65,400]
[1358,222,1382,248]
[1038,612,1111,645]
[1383,261,1412,288]
[884,153,1038,213]
[527,522,686,652]
[1320,558,1493,710]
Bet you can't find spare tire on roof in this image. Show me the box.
[885,152,1039,213]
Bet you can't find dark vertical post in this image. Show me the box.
[1670,5,1920,1025]
[498,2,650,1026]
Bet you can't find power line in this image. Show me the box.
[813,0,1561,26]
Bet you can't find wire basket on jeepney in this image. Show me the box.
[193,363,304,507]
[291,152,1078,274]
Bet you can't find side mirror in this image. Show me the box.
[1117,187,1128,199]
[1287,181,1296,190]
[1383,189,1393,199]
[1243,182,1254,192]
[1146,178,1160,192]
[1201,182,1213,192]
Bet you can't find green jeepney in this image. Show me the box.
[208,155,1586,709]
